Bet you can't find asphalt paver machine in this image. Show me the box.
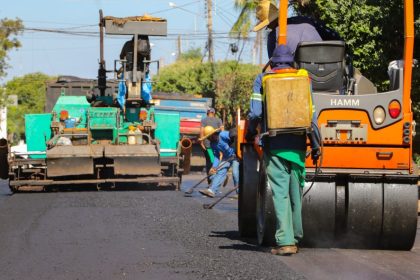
[238,0,418,250]
[3,11,183,192]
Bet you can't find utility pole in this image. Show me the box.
[206,0,214,63]
[177,35,182,60]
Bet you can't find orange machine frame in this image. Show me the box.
[238,0,415,174]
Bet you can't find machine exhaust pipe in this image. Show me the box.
[180,138,192,174]
[0,138,9,179]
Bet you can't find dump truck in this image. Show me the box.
[238,0,418,250]
[153,93,213,172]
[2,11,184,192]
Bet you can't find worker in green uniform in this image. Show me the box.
[246,44,321,256]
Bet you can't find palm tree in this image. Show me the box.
[230,0,258,38]
[230,0,312,38]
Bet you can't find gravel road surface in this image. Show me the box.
[0,175,418,280]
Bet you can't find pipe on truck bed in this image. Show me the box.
[180,138,192,174]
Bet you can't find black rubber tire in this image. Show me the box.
[238,144,259,238]
[256,160,276,246]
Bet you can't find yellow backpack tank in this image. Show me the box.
[262,69,313,134]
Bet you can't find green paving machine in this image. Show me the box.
[3,11,183,192]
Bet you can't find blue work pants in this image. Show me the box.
[209,159,239,194]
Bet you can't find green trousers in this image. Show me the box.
[264,152,303,246]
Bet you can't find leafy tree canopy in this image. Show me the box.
[154,55,260,126]
[5,73,54,142]
[0,18,23,79]
[178,47,202,61]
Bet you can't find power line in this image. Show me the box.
[149,0,201,15]
[11,26,252,39]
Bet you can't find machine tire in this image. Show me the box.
[256,160,276,246]
[238,144,259,238]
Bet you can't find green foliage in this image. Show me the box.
[155,59,215,97]
[5,73,53,143]
[230,0,258,38]
[214,62,260,125]
[154,60,260,127]
[0,18,23,79]
[179,48,202,61]
[415,154,420,166]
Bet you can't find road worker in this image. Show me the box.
[119,35,153,104]
[200,108,223,183]
[246,44,320,256]
[253,0,341,57]
[120,35,151,72]
[199,126,239,198]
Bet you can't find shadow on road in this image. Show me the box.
[209,230,263,252]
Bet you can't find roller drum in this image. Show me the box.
[381,183,418,250]
[256,161,276,246]
[238,144,259,238]
[301,179,418,250]
[344,182,383,248]
[302,181,336,247]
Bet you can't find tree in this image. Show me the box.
[179,48,202,61]
[0,18,23,79]
[230,1,312,38]
[5,73,53,143]
[154,59,260,127]
[230,0,259,38]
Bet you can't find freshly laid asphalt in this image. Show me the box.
[0,175,419,280]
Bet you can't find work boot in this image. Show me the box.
[270,245,298,256]
[199,188,215,198]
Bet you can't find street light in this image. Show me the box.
[168,2,198,33]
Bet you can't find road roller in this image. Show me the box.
[238,0,418,250]
[1,11,189,192]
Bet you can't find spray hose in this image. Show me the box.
[303,121,323,197]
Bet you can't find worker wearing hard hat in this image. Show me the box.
[200,108,223,183]
[246,44,321,256]
[254,0,341,57]
[198,126,239,198]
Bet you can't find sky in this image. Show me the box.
[1,0,266,82]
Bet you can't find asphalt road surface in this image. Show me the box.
[0,175,419,280]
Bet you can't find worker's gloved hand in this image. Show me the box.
[209,168,217,175]
[311,148,321,163]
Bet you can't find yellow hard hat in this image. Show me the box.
[199,126,221,141]
[253,0,278,32]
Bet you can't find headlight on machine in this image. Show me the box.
[373,106,386,125]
